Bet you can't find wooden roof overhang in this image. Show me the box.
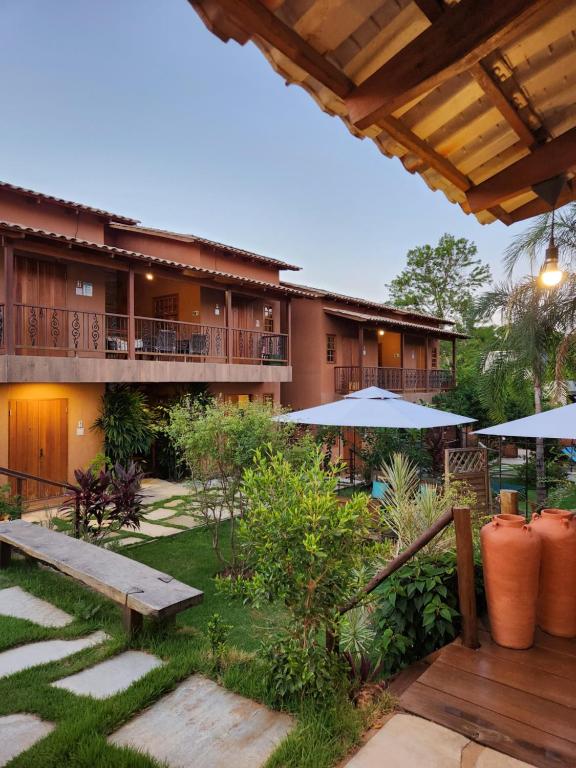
[0,221,310,299]
[188,0,576,225]
[324,307,468,339]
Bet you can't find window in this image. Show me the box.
[326,334,336,363]
[264,305,274,332]
[263,393,274,406]
[154,294,178,320]
[431,347,438,369]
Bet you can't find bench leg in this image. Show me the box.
[122,606,143,637]
[0,542,11,570]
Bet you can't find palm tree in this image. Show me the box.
[478,277,576,506]
[504,204,576,277]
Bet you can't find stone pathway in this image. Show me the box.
[52,651,163,699]
[109,674,294,768]
[145,508,177,521]
[0,714,54,767]
[0,586,73,628]
[344,714,535,768]
[0,631,108,679]
[140,478,192,505]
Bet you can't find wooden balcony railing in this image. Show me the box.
[8,304,289,365]
[335,366,454,394]
[0,304,4,351]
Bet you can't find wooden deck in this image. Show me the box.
[400,628,576,768]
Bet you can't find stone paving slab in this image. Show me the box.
[122,521,181,538]
[144,509,177,521]
[344,714,469,768]
[116,536,146,548]
[0,586,73,628]
[0,631,108,679]
[109,674,293,768]
[163,499,185,508]
[165,516,200,529]
[52,651,163,699]
[344,715,535,768]
[0,714,54,767]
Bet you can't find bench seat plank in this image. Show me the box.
[0,520,203,619]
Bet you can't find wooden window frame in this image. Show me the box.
[263,304,274,333]
[326,334,336,364]
[154,294,179,321]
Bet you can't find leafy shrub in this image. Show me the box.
[166,396,303,570]
[93,386,155,465]
[372,551,484,674]
[0,483,22,520]
[359,429,430,481]
[62,462,145,543]
[207,612,232,673]
[220,446,375,703]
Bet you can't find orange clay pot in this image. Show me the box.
[531,509,576,638]
[481,514,541,649]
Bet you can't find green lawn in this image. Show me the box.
[0,521,368,768]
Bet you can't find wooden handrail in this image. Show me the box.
[0,466,81,539]
[339,505,479,649]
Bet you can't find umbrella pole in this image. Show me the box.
[524,440,529,519]
[499,436,502,493]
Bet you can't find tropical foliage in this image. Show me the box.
[93,385,155,466]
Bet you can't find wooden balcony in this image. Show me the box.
[8,304,288,365]
[0,303,291,385]
[334,365,455,395]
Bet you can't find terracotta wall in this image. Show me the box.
[0,188,105,242]
[109,228,282,284]
[0,382,104,483]
[135,275,202,324]
[208,381,281,402]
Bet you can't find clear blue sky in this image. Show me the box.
[1,0,526,300]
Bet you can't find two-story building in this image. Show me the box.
[0,181,463,501]
[0,182,303,498]
[281,284,467,410]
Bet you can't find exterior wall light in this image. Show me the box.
[378,329,385,336]
[145,263,154,281]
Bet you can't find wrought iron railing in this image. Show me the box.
[14,304,129,357]
[9,304,290,365]
[334,366,455,394]
[230,327,288,364]
[134,316,228,362]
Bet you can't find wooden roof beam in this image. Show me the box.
[470,63,538,149]
[466,127,576,213]
[346,0,549,130]
[413,0,444,22]
[506,181,576,224]
[191,0,351,98]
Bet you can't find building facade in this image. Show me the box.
[281,285,466,410]
[0,181,462,500]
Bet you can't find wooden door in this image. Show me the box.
[9,399,68,499]
[14,256,67,354]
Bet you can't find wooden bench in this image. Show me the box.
[0,520,203,635]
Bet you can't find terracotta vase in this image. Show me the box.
[481,514,541,649]
[532,509,576,638]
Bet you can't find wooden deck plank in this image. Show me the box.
[416,661,576,743]
[477,630,576,682]
[534,628,576,658]
[401,682,576,768]
[0,520,203,618]
[439,644,576,708]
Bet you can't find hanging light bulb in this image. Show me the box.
[145,262,154,281]
[539,209,563,288]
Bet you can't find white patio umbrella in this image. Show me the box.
[475,403,576,440]
[277,386,475,429]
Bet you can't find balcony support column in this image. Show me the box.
[451,338,456,386]
[358,325,364,388]
[2,239,14,355]
[225,289,233,363]
[400,333,405,391]
[287,298,292,366]
[425,335,430,389]
[128,265,135,360]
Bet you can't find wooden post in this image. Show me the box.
[425,335,430,390]
[401,332,405,391]
[451,338,456,386]
[453,506,479,649]
[358,325,364,388]
[225,289,233,363]
[500,489,519,516]
[2,240,14,355]
[287,298,292,366]
[122,605,143,636]
[0,542,11,570]
[127,265,135,360]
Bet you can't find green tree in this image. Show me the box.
[387,234,491,329]
[478,277,576,505]
[223,446,373,701]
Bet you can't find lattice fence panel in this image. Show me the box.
[445,447,491,516]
